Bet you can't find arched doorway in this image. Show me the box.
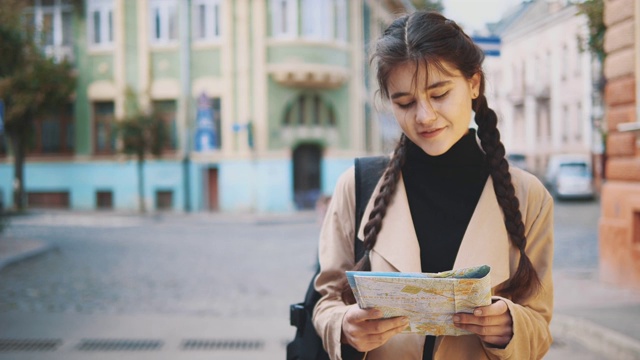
[293,143,322,210]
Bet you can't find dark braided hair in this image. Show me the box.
[341,134,407,304]
[341,11,540,304]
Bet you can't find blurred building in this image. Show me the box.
[486,0,598,176]
[599,0,640,289]
[2,0,408,212]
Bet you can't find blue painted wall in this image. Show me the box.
[322,158,353,197]
[0,156,355,213]
[1,161,185,211]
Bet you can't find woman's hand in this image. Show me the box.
[453,299,513,348]
[341,306,409,352]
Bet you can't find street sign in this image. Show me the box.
[472,36,501,57]
[232,123,247,132]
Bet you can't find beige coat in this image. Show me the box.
[313,165,554,360]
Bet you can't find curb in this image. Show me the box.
[551,313,640,360]
[0,239,55,271]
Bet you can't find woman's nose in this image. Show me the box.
[415,98,437,124]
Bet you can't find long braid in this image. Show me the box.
[474,94,541,301]
[341,135,408,304]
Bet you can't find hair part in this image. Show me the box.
[340,11,540,305]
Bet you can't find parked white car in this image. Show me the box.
[545,154,595,200]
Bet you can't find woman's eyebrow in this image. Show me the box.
[390,92,413,100]
[426,80,452,90]
[390,80,452,99]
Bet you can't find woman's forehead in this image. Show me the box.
[387,61,461,91]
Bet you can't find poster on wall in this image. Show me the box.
[195,92,218,152]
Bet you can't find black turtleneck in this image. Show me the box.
[401,129,490,360]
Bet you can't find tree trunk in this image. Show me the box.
[10,133,25,211]
[137,154,146,213]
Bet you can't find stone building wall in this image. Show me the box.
[599,0,640,288]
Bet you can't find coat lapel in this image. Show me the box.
[357,174,422,273]
[357,174,511,288]
[453,177,511,288]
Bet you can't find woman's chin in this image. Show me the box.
[416,142,451,156]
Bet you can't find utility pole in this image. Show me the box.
[180,0,192,212]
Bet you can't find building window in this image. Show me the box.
[535,100,550,143]
[302,0,332,40]
[284,94,337,127]
[576,102,582,142]
[562,44,568,81]
[575,43,582,77]
[335,0,348,42]
[152,100,178,151]
[87,0,114,49]
[270,0,297,38]
[562,105,569,142]
[27,191,70,209]
[31,104,74,155]
[96,190,113,209]
[313,95,321,125]
[514,104,525,145]
[297,96,305,125]
[0,134,7,156]
[156,189,173,210]
[93,101,116,154]
[192,0,221,43]
[23,0,74,62]
[211,97,222,148]
[149,0,178,45]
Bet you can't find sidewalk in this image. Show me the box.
[1,235,640,359]
[550,270,640,359]
[0,237,55,271]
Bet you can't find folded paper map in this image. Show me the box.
[346,265,491,336]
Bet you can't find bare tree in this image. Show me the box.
[116,90,165,213]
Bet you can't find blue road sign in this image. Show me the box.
[472,36,501,57]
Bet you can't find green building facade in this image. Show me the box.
[2,0,403,212]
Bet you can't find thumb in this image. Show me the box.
[474,299,508,317]
[351,307,384,322]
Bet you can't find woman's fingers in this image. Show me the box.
[342,307,409,352]
[453,300,511,327]
[355,318,408,351]
[453,300,513,348]
[346,307,384,323]
[474,299,509,317]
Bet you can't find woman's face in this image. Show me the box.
[387,61,481,156]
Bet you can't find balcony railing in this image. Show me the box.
[43,45,75,64]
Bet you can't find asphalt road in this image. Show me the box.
[0,198,602,359]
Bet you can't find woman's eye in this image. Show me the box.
[397,101,415,109]
[432,91,449,100]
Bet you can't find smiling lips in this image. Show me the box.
[418,127,445,139]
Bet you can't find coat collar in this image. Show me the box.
[357,174,511,288]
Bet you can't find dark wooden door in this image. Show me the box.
[293,144,322,210]
[208,168,219,211]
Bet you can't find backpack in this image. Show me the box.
[287,156,388,360]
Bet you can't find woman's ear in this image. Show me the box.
[469,72,481,99]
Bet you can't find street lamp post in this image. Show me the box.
[180,0,192,212]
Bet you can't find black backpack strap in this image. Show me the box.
[287,155,388,360]
[354,156,388,260]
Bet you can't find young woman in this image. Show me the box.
[312,11,554,360]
